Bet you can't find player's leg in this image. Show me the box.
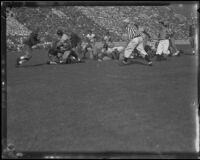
[105,48,114,59]
[156,40,166,61]
[162,39,170,56]
[82,43,89,59]
[70,50,81,61]
[76,42,82,57]
[170,37,180,56]
[136,37,152,66]
[47,49,60,64]
[16,45,32,66]
[61,51,71,63]
[123,38,139,64]
[92,43,98,60]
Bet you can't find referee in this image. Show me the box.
[122,18,152,66]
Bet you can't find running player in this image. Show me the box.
[16,27,43,66]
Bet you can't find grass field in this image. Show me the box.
[6,44,198,155]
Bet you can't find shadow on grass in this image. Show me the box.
[16,61,86,68]
[118,59,150,67]
[16,63,47,68]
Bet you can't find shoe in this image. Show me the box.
[122,59,129,65]
[192,50,195,55]
[16,58,23,67]
[173,51,180,56]
[148,61,153,66]
[59,60,65,64]
[47,61,57,65]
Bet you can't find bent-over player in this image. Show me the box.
[122,18,152,66]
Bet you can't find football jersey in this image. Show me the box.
[126,24,142,40]
[60,34,70,43]
[24,32,40,47]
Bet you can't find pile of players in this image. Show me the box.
[16,28,84,66]
[16,18,194,67]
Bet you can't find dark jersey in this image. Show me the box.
[24,32,40,47]
[48,41,60,56]
[70,32,81,48]
[50,39,71,56]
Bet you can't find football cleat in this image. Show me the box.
[148,61,153,66]
[16,58,22,67]
[173,51,180,56]
[122,59,129,65]
[47,61,57,65]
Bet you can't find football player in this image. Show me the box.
[122,18,152,66]
[16,27,44,66]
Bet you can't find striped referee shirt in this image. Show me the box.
[126,23,142,40]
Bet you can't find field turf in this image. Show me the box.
[6,44,198,155]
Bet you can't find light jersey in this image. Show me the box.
[126,23,142,40]
[86,33,95,43]
[60,34,70,43]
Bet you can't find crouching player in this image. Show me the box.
[122,18,152,66]
[47,40,62,64]
[16,27,44,67]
